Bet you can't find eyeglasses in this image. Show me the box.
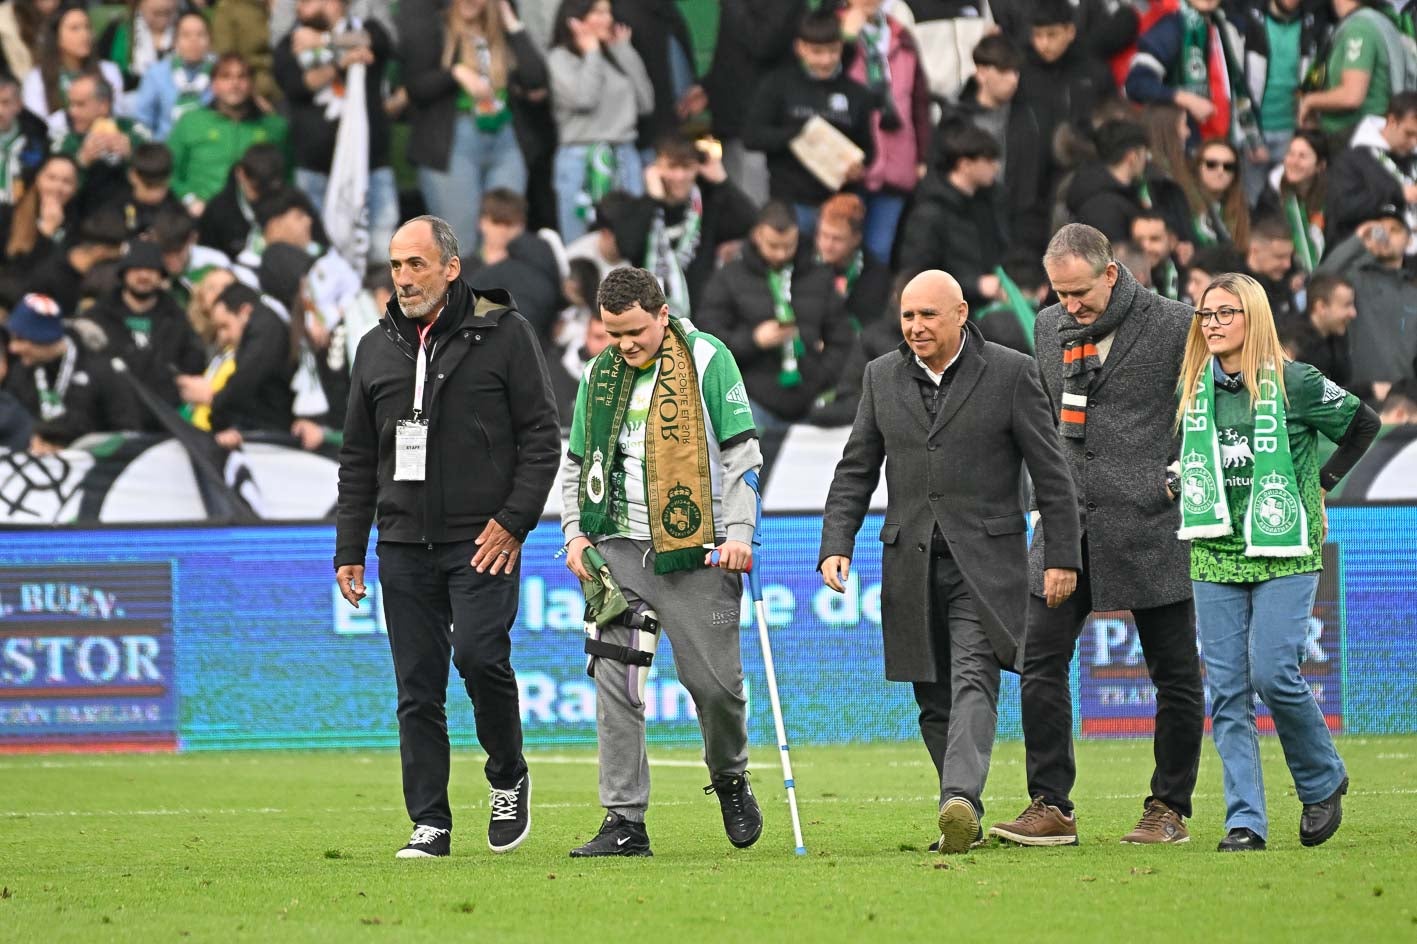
[1202,159,1237,173]
[1194,306,1244,325]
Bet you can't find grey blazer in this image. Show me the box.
[820,323,1082,682]
[1027,265,1193,611]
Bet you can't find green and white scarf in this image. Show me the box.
[577,143,617,222]
[644,188,701,318]
[767,265,803,387]
[577,318,715,574]
[1178,359,1309,556]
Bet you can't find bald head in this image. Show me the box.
[899,270,969,372]
[901,270,964,311]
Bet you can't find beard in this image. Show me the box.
[126,285,160,302]
[299,13,332,30]
[398,284,446,320]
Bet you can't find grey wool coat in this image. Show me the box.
[819,323,1083,681]
[1027,264,1192,611]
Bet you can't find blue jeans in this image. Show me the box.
[1194,573,1347,839]
[295,165,399,271]
[418,116,527,258]
[553,142,643,244]
[863,192,906,264]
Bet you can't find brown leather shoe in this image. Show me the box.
[988,797,1079,846]
[1120,799,1190,844]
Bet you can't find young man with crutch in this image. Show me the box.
[561,266,765,857]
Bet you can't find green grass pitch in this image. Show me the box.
[2,737,1414,942]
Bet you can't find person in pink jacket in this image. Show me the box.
[839,0,930,263]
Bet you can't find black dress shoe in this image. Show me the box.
[1300,776,1349,847]
[1217,827,1266,852]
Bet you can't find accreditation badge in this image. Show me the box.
[394,419,429,481]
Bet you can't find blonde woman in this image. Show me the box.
[402,0,547,256]
[1174,273,1378,852]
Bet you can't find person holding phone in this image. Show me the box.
[1175,272,1378,851]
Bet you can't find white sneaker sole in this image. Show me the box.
[488,775,531,854]
[937,798,980,854]
[394,848,443,859]
[987,826,1080,847]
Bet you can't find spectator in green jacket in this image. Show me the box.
[167,52,288,215]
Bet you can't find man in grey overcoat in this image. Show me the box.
[818,270,1082,854]
[989,224,1206,849]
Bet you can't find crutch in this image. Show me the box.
[716,469,806,855]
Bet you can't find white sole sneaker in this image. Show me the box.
[488,774,532,854]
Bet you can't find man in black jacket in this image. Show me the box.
[696,201,854,481]
[614,135,757,318]
[898,125,1006,311]
[1245,214,1302,331]
[181,282,294,444]
[1325,92,1417,254]
[197,143,286,262]
[23,208,128,317]
[1064,120,1150,245]
[334,215,560,860]
[742,9,876,233]
[4,293,143,453]
[935,34,1051,255]
[705,0,805,204]
[1014,0,1116,180]
[99,143,187,241]
[85,240,207,428]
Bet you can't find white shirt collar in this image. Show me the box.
[914,332,966,386]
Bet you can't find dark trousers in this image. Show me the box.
[911,553,1002,817]
[1019,551,1204,817]
[376,539,528,830]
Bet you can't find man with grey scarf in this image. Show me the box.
[989,224,1205,848]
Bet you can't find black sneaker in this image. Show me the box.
[705,772,763,848]
[395,824,450,859]
[569,812,653,858]
[487,773,531,853]
[1300,776,1348,847]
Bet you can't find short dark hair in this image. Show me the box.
[214,51,251,78]
[70,68,112,108]
[151,206,196,251]
[75,206,128,248]
[654,134,701,165]
[939,124,1000,173]
[756,200,798,233]
[567,257,601,309]
[1095,120,1148,165]
[973,34,1022,71]
[1187,245,1245,277]
[1250,214,1293,244]
[1031,0,1076,28]
[480,188,527,226]
[216,281,261,313]
[131,143,173,185]
[796,8,842,45]
[1306,273,1352,311]
[237,142,285,190]
[1131,210,1172,234]
[598,267,666,316]
[254,187,314,227]
[1389,90,1417,120]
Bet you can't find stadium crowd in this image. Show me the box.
[0,0,1415,472]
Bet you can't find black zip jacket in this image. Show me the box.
[695,242,854,422]
[210,301,295,433]
[333,281,561,568]
[742,61,877,208]
[85,288,207,425]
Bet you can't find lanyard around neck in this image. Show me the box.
[412,320,434,419]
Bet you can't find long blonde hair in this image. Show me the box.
[443,0,510,89]
[1173,272,1289,431]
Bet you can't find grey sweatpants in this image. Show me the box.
[592,537,749,822]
